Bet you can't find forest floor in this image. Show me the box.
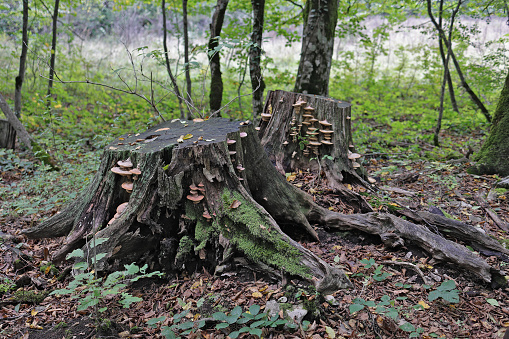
[1,129,509,339]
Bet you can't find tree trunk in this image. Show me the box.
[46,0,60,109]
[471,68,509,176]
[23,118,507,288]
[294,0,338,96]
[426,0,491,123]
[249,0,266,118]
[162,0,185,119]
[259,90,372,212]
[183,0,193,113]
[208,0,229,116]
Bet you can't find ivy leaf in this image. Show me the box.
[349,303,364,313]
[487,298,499,306]
[399,322,416,332]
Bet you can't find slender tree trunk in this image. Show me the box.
[0,94,58,169]
[294,0,338,96]
[249,0,266,118]
[162,0,185,119]
[46,0,60,109]
[183,0,193,114]
[426,0,491,123]
[15,0,29,118]
[437,0,459,114]
[434,0,461,146]
[208,0,229,116]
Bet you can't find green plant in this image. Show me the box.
[149,304,297,339]
[428,280,459,303]
[51,237,163,315]
[0,278,15,295]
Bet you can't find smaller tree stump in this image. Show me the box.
[259,90,371,212]
[0,119,16,149]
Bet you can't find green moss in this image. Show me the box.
[495,188,508,194]
[12,290,48,304]
[219,190,311,278]
[185,201,216,251]
[175,236,194,261]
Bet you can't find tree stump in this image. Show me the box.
[24,118,352,293]
[259,90,371,212]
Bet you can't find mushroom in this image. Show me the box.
[236,164,245,171]
[319,120,332,127]
[348,152,362,160]
[229,151,237,155]
[111,167,132,176]
[226,139,236,145]
[202,211,212,221]
[129,168,141,180]
[117,158,133,169]
[122,182,133,193]
[283,141,289,146]
[260,113,272,122]
[352,161,361,168]
[292,97,307,115]
[187,194,205,204]
[116,202,129,214]
[320,140,333,145]
[240,132,247,138]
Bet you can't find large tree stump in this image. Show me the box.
[24,118,352,293]
[24,118,507,289]
[259,90,371,212]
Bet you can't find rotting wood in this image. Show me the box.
[474,192,509,233]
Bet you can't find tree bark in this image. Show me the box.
[0,94,58,169]
[249,0,266,118]
[46,0,60,109]
[471,68,509,176]
[162,0,185,119]
[0,120,16,149]
[23,118,507,287]
[294,0,338,96]
[183,0,193,112]
[259,90,372,212]
[208,0,229,116]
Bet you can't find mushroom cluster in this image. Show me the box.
[110,158,142,194]
[260,103,273,123]
[187,183,205,204]
[319,120,333,146]
[348,151,362,169]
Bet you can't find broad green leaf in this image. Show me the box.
[399,322,416,332]
[487,298,499,306]
[89,237,109,248]
[349,303,364,313]
[147,316,166,326]
[215,322,229,329]
[325,326,335,338]
[66,248,84,259]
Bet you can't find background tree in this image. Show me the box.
[183,0,193,110]
[208,0,229,115]
[471,68,509,176]
[294,0,338,96]
[46,0,60,109]
[249,0,265,117]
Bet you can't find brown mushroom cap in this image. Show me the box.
[198,182,205,187]
[352,161,361,168]
[236,164,245,171]
[321,140,333,145]
[304,106,315,111]
[187,195,204,203]
[116,202,129,214]
[111,167,132,176]
[202,212,212,220]
[118,158,133,168]
[319,120,332,126]
[320,130,334,134]
[293,98,307,107]
[226,139,236,145]
[309,141,321,147]
[229,151,237,155]
[129,168,141,175]
[348,152,362,160]
[240,132,247,138]
[189,184,199,191]
[260,113,272,118]
[122,182,134,191]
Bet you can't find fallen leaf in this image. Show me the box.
[418,300,430,309]
[183,134,193,140]
[252,291,263,298]
[155,127,170,132]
